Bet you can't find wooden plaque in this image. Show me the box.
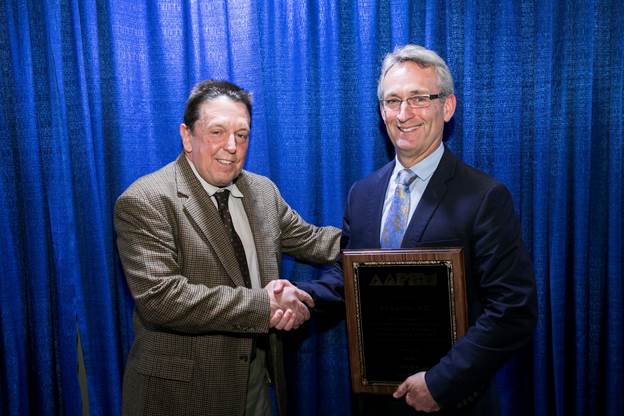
[343,248,467,395]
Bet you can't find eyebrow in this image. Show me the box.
[384,89,430,98]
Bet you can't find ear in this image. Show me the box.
[443,94,457,122]
[380,103,388,123]
[180,123,193,153]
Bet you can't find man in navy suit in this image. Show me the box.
[297,45,537,414]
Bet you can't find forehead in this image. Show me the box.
[197,96,250,126]
[381,62,439,97]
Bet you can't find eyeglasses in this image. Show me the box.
[380,94,446,111]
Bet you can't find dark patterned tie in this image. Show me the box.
[380,169,418,248]
[214,190,252,288]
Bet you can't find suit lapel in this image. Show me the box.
[402,148,457,246]
[235,173,276,287]
[174,155,247,287]
[369,161,395,248]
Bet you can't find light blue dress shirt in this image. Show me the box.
[380,144,445,242]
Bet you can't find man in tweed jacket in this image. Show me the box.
[115,80,340,416]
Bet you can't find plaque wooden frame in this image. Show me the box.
[342,248,467,395]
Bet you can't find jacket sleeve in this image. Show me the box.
[115,185,271,335]
[295,184,355,310]
[425,183,538,409]
[271,181,341,264]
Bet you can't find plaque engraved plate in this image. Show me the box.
[343,248,467,395]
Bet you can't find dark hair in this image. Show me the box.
[183,80,252,131]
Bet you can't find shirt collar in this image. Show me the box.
[393,143,444,182]
[185,156,244,198]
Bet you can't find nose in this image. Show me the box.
[396,101,414,122]
[223,133,237,152]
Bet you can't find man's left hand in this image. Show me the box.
[393,371,440,412]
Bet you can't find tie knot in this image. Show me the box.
[397,169,417,187]
[214,190,230,209]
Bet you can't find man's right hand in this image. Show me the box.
[393,371,440,412]
[264,280,314,330]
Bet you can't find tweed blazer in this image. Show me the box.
[115,154,340,416]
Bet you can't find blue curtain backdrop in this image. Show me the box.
[1,0,622,415]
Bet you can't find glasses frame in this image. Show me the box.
[380,93,447,111]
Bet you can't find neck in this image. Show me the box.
[397,142,443,168]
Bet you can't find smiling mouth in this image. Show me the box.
[216,159,235,166]
[397,123,423,133]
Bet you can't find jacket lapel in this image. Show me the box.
[368,161,395,248]
[402,148,457,247]
[235,173,278,287]
[174,155,247,287]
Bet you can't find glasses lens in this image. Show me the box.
[407,96,430,108]
[382,99,400,111]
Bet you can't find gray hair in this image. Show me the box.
[377,44,455,100]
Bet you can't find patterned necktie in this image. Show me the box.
[380,169,418,248]
[214,190,252,288]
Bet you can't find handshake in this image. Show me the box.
[264,279,314,331]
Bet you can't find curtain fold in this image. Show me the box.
[1,1,622,415]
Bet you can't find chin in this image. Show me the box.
[222,173,242,185]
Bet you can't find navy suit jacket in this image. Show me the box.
[298,147,537,411]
